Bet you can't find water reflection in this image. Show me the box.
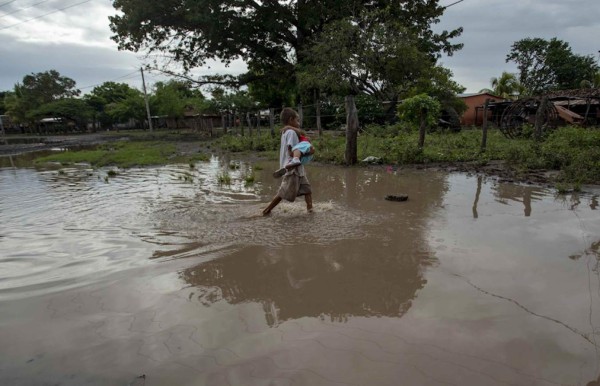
[182,242,431,325]
[178,166,448,325]
[492,182,546,217]
[3,160,600,385]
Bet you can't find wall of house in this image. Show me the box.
[460,94,498,126]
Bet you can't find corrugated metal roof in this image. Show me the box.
[457,92,501,98]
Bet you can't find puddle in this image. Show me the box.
[0,158,599,385]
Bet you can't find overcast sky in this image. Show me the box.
[1,0,599,94]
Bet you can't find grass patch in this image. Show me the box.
[211,126,600,184]
[178,172,194,183]
[243,172,256,186]
[217,171,232,185]
[35,141,178,168]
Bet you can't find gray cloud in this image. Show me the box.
[436,0,600,91]
[0,39,143,91]
[1,0,599,94]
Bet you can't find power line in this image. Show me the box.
[0,0,53,20]
[78,70,140,90]
[0,0,19,9]
[0,0,93,31]
[443,0,464,9]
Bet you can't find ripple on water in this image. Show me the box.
[0,160,394,299]
[154,200,387,249]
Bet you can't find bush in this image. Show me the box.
[542,127,600,182]
[397,94,441,130]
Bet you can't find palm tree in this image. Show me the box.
[480,72,525,99]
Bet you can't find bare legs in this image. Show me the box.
[262,196,282,216]
[262,193,313,216]
[305,193,313,213]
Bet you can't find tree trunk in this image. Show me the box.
[297,103,303,129]
[480,98,490,152]
[345,95,359,166]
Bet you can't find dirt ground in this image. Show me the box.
[0,132,561,187]
[0,133,124,156]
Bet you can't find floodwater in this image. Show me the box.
[1,155,600,386]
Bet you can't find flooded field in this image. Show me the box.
[1,155,599,386]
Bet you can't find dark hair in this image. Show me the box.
[280,107,298,126]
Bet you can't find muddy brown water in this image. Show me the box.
[1,155,600,386]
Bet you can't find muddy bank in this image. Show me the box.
[395,160,562,187]
[0,133,126,156]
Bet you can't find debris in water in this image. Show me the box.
[385,194,408,202]
[128,374,146,386]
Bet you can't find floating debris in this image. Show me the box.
[385,194,408,202]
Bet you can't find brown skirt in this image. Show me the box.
[277,171,311,202]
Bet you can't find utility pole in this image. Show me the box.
[140,67,153,131]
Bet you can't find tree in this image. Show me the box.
[298,12,463,123]
[506,38,599,94]
[6,70,80,125]
[105,89,147,125]
[152,80,190,118]
[479,72,524,100]
[409,66,466,128]
[28,98,93,129]
[84,82,139,129]
[150,80,207,128]
[109,0,462,105]
[298,17,431,100]
[398,93,441,129]
[398,93,441,148]
[0,91,12,115]
[20,70,80,104]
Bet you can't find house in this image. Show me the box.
[458,92,504,126]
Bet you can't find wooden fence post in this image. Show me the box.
[534,96,548,141]
[345,95,359,165]
[257,110,261,137]
[481,98,490,152]
[315,90,322,137]
[269,108,275,137]
[246,112,252,137]
[418,108,427,149]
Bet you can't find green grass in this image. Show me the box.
[212,126,600,184]
[30,126,600,184]
[217,171,232,185]
[243,172,256,186]
[35,141,179,168]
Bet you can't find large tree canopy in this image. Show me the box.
[28,98,92,127]
[5,70,80,124]
[84,82,140,128]
[110,0,462,103]
[506,37,599,95]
